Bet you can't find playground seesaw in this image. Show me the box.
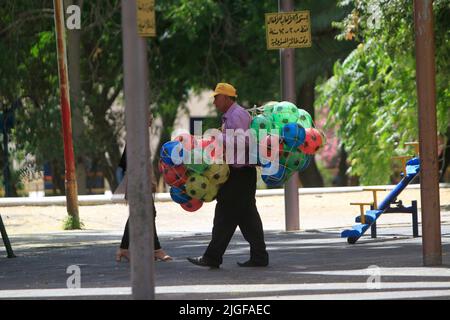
[341,157,420,244]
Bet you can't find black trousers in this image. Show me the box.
[120,202,161,250]
[204,166,268,265]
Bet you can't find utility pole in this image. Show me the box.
[53,0,80,226]
[413,0,442,266]
[279,0,300,231]
[64,0,88,195]
[121,0,155,299]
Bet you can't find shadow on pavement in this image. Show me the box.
[1,227,450,299]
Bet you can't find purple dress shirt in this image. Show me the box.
[221,103,254,168]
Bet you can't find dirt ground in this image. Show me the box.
[1,187,449,235]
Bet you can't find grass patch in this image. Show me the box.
[63,215,84,230]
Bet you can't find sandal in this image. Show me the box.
[154,249,172,262]
[115,248,130,262]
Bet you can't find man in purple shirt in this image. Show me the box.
[187,83,269,268]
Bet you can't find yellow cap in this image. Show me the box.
[212,83,238,97]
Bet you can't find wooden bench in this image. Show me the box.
[349,202,373,224]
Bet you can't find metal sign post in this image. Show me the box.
[121,0,155,299]
[269,1,311,231]
[413,0,442,266]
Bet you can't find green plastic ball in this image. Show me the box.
[185,174,210,200]
[272,101,298,115]
[262,101,278,116]
[297,109,313,129]
[185,148,209,174]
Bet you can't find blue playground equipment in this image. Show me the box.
[341,157,420,244]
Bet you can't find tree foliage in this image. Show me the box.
[155,0,354,187]
[316,0,450,185]
[1,1,62,194]
[1,0,356,195]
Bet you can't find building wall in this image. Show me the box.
[172,90,217,138]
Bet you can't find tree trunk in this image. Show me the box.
[97,152,116,192]
[439,126,450,182]
[334,144,348,186]
[95,114,121,191]
[297,80,324,187]
[52,159,66,195]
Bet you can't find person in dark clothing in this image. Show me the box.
[187,83,269,269]
[115,125,172,262]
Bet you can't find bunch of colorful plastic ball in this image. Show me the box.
[159,134,230,212]
[250,101,324,187]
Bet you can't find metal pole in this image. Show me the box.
[2,116,12,197]
[53,0,80,223]
[0,214,15,258]
[64,0,88,195]
[279,0,299,231]
[413,0,442,266]
[121,0,155,299]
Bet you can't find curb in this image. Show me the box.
[0,183,448,207]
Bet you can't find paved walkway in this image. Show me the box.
[1,226,450,300]
[1,187,450,300]
[2,187,450,234]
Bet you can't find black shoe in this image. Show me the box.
[237,260,268,267]
[187,256,219,269]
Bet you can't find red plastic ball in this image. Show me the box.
[181,198,203,212]
[174,134,197,151]
[199,137,214,149]
[202,136,224,162]
[259,135,284,161]
[299,128,323,155]
[158,160,170,173]
[159,160,188,187]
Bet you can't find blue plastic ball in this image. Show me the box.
[261,165,286,187]
[170,185,191,204]
[160,141,184,166]
[281,123,306,149]
[262,175,285,187]
[298,154,312,172]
